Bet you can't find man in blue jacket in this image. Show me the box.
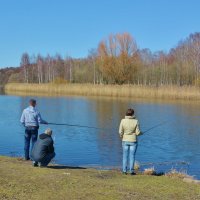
[31,128,55,167]
[20,99,48,161]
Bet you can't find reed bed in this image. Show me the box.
[4,83,200,100]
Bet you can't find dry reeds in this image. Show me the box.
[134,161,140,171]
[143,167,156,175]
[165,169,190,179]
[165,169,200,184]
[4,83,200,100]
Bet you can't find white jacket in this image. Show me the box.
[119,116,141,142]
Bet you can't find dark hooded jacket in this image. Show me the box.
[31,133,54,162]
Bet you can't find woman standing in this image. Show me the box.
[119,108,141,175]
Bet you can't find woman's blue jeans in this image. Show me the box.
[122,141,138,173]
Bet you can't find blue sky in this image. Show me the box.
[0,0,199,67]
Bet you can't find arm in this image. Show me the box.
[20,110,25,126]
[119,120,124,138]
[37,112,48,124]
[48,140,54,153]
[135,121,142,136]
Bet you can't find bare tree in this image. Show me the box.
[20,53,30,83]
[36,54,43,84]
[88,48,98,84]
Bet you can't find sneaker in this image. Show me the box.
[38,162,47,168]
[130,172,136,175]
[32,162,38,167]
[39,165,47,168]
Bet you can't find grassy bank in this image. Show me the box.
[0,156,199,200]
[4,83,200,100]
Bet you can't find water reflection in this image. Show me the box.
[0,94,200,179]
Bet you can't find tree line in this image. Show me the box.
[1,32,200,86]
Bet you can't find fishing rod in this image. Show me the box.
[48,120,171,134]
[48,122,108,130]
[142,120,170,134]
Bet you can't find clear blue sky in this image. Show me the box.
[0,0,199,67]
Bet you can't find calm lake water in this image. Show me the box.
[0,94,200,179]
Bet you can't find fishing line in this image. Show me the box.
[142,120,171,134]
[48,122,109,130]
[48,120,172,134]
[139,160,190,166]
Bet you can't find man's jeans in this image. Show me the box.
[122,141,138,173]
[24,127,38,160]
[40,152,55,166]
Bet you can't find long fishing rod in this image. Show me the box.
[142,120,170,134]
[48,120,171,134]
[48,122,107,130]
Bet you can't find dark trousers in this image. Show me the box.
[40,152,56,166]
[24,127,38,160]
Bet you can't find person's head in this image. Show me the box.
[45,128,53,136]
[126,108,134,116]
[29,99,36,107]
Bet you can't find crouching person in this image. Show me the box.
[31,128,55,167]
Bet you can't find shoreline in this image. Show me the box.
[0,156,199,200]
[4,83,200,101]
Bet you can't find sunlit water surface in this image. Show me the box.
[0,94,199,179]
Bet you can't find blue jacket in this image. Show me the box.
[31,133,54,161]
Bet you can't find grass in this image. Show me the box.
[0,156,200,200]
[4,83,200,101]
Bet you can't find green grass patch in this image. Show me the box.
[0,156,199,200]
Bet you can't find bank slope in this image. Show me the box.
[0,156,199,200]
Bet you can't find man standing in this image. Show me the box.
[20,99,48,160]
[31,128,55,167]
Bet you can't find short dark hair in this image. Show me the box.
[29,99,36,106]
[126,108,134,116]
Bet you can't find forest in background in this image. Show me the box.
[0,32,200,86]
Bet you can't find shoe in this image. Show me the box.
[38,162,47,168]
[122,172,127,175]
[130,172,136,175]
[39,165,47,168]
[32,162,38,167]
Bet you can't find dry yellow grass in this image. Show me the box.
[4,83,200,100]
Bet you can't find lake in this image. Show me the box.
[0,94,200,179]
